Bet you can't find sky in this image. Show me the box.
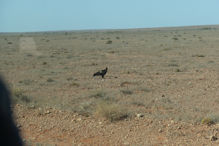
[1,0,219,32]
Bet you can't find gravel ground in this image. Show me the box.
[14,104,219,145]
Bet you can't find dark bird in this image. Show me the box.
[93,67,108,78]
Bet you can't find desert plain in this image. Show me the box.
[0,25,219,145]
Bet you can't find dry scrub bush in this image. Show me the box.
[201,115,219,126]
[201,117,215,126]
[12,88,31,104]
[121,89,133,95]
[95,100,128,122]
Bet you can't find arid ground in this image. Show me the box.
[0,25,219,145]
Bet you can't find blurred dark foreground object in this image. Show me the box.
[0,77,23,146]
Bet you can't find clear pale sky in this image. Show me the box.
[1,0,219,32]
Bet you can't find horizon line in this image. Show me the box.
[1,24,219,34]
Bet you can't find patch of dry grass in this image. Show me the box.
[106,40,112,44]
[12,88,32,104]
[120,81,138,87]
[47,78,55,82]
[69,82,80,87]
[201,117,215,126]
[201,114,219,126]
[192,54,205,57]
[121,89,133,95]
[90,91,107,99]
[95,100,129,122]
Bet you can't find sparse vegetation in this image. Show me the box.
[77,101,94,116]
[175,68,182,72]
[168,63,179,67]
[192,54,205,57]
[91,62,98,66]
[95,100,129,122]
[201,117,215,126]
[162,48,171,51]
[131,101,145,107]
[120,81,137,87]
[19,79,34,85]
[66,77,74,81]
[201,27,213,30]
[201,114,219,126]
[12,88,31,104]
[172,37,178,40]
[208,60,214,63]
[1,25,219,145]
[47,78,54,82]
[140,87,151,92]
[69,82,80,87]
[121,89,133,95]
[89,91,113,101]
[106,40,112,44]
[108,50,116,54]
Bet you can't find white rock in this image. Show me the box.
[45,110,51,114]
[29,105,35,109]
[136,113,144,118]
[210,135,218,141]
[123,142,130,145]
[77,118,82,121]
[158,129,163,133]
